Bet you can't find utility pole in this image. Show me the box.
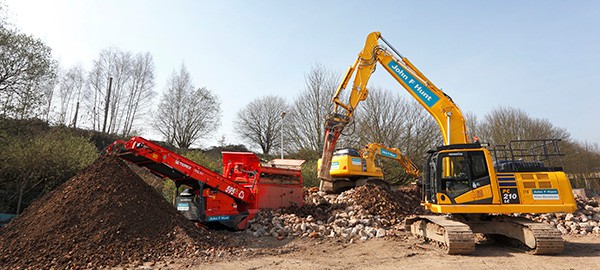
[102,77,113,133]
[280,111,286,159]
[71,101,79,128]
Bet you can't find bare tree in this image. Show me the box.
[355,88,409,146]
[84,48,154,135]
[41,72,58,122]
[108,51,132,134]
[287,64,339,152]
[121,52,155,136]
[234,95,288,155]
[399,100,441,162]
[85,48,117,131]
[464,111,480,141]
[355,88,439,167]
[563,141,600,189]
[478,106,570,145]
[155,64,221,148]
[56,65,85,125]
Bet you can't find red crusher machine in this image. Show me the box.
[108,136,304,230]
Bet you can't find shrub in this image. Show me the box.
[0,129,98,214]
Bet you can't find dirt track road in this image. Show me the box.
[198,234,600,270]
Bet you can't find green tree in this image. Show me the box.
[0,24,57,119]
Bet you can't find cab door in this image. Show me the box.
[435,150,493,204]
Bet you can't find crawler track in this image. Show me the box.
[407,215,565,255]
[505,217,564,255]
[406,215,475,255]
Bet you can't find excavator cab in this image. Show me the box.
[423,143,493,206]
[422,140,575,215]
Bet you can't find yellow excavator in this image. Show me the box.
[316,142,420,192]
[318,32,576,254]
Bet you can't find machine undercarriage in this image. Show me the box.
[406,214,564,255]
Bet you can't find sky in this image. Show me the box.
[3,0,600,147]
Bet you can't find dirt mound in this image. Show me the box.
[0,156,227,269]
[246,185,425,240]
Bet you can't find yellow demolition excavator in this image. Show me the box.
[318,32,576,254]
[317,142,420,192]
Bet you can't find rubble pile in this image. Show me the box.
[0,156,231,269]
[525,196,600,236]
[246,185,424,241]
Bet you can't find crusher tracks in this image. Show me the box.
[470,216,565,255]
[406,215,475,255]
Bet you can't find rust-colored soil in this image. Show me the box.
[0,156,230,269]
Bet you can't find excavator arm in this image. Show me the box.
[361,142,420,179]
[319,32,469,183]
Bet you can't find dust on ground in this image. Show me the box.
[195,233,600,270]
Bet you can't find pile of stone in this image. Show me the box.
[245,185,424,241]
[248,184,600,240]
[523,196,600,236]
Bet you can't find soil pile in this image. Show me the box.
[246,185,424,241]
[0,156,227,269]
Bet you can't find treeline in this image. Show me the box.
[0,6,225,214]
[233,65,600,188]
[0,117,249,215]
[1,3,599,215]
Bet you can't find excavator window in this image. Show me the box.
[470,152,490,188]
[333,148,361,157]
[441,155,470,196]
[438,151,491,198]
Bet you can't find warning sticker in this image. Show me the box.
[351,158,362,165]
[532,189,560,200]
